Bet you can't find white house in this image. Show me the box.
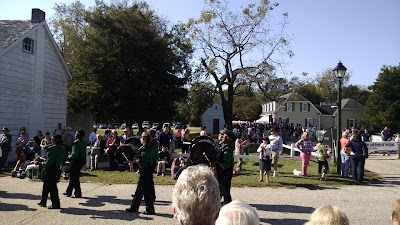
[0,9,71,152]
[200,102,226,135]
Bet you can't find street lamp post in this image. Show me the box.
[333,61,347,175]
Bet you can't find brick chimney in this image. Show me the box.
[31,8,45,23]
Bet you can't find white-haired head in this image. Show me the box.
[305,205,349,225]
[215,200,260,225]
[172,165,220,225]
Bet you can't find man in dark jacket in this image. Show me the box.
[345,133,368,183]
[126,132,157,215]
[38,134,67,209]
[216,129,235,205]
[0,127,12,170]
[63,130,86,198]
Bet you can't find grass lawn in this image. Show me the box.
[69,156,380,189]
[0,127,381,189]
[0,156,380,189]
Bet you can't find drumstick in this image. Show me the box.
[202,152,211,164]
[121,152,130,162]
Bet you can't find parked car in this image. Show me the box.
[151,123,159,129]
[142,121,150,129]
[131,122,139,129]
[98,123,108,129]
[119,123,127,129]
[174,122,182,129]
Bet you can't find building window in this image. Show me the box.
[23,38,34,53]
[286,102,293,112]
[348,119,355,128]
[301,103,309,112]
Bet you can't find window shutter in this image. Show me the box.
[293,103,295,111]
[347,119,350,128]
[305,118,307,127]
[355,119,357,128]
[308,103,310,112]
[285,103,287,111]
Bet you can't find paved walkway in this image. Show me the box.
[0,155,399,225]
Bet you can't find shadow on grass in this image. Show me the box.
[251,203,315,214]
[260,217,308,225]
[0,202,38,212]
[80,172,98,177]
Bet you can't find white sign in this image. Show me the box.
[365,141,399,154]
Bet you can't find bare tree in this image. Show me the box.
[187,0,293,129]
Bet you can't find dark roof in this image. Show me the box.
[0,20,39,51]
[278,92,309,101]
[342,98,364,109]
[314,105,336,115]
[316,98,365,115]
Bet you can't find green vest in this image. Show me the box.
[70,139,86,159]
[44,144,67,168]
[218,142,234,169]
[138,144,151,168]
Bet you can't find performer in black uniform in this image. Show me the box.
[126,132,157,215]
[63,130,86,198]
[216,130,235,205]
[37,135,67,209]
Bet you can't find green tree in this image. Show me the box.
[187,0,292,129]
[50,1,192,123]
[49,1,98,114]
[175,82,216,126]
[233,86,262,121]
[314,68,350,103]
[342,84,370,106]
[365,64,400,130]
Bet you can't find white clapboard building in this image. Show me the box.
[0,9,71,157]
[201,102,226,135]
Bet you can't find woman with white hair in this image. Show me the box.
[172,165,220,225]
[305,205,349,225]
[215,200,260,225]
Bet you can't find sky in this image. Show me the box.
[1,0,399,87]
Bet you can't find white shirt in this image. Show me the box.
[257,143,271,159]
[268,134,283,152]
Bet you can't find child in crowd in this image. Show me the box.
[11,152,29,179]
[170,158,180,179]
[257,137,272,183]
[315,137,329,181]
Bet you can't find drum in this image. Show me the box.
[189,136,218,166]
[26,164,42,181]
[116,137,141,165]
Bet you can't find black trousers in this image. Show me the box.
[318,160,329,174]
[66,157,84,196]
[108,149,118,171]
[130,167,155,212]
[41,165,60,207]
[216,164,232,204]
